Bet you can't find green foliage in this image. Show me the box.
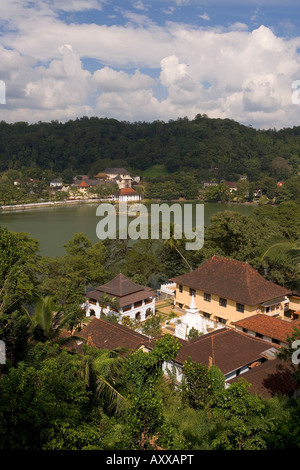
[0,226,41,314]
[210,379,269,450]
[39,233,109,330]
[0,352,91,450]
[187,326,200,340]
[124,335,182,449]
[182,359,224,409]
[204,183,231,202]
[141,313,162,338]
[1,115,299,185]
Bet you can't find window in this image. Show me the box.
[216,317,226,324]
[204,292,211,302]
[236,303,244,313]
[179,284,183,293]
[219,297,227,307]
[189,288,196,296]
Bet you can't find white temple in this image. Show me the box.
[175,295,203,339]
[175,294,214,340]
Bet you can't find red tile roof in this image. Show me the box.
[78,317,151,351]
[119,187,138,195]
[169,327,279,375]
[86,273,155,308]
[171,255,291,306]
[78,180,89,187]
[233,314,300,344]
[227,358,297,398]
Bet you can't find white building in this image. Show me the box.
[85,273,155,323]
[113,187,141,202]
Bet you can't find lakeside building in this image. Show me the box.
[84,273,156,323]
[171,255,293,332]
[102,168,140,189]
[113,187,141,202]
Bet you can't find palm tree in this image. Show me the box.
[260,238,300,289]
[79,348,128,416]
[100,293,120,318]
[25,295,79,346]
[164,223,193,272]
[260,238,300,271]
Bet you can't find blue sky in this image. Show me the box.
[0,0,300,128]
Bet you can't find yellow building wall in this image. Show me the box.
[288,295,300,312]
[174,284,285,327]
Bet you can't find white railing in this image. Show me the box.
[160,283,176,295]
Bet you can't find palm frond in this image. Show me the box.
[96,376,128,416]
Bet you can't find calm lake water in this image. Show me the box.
[0,201,255,257]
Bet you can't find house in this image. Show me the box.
[160,327,282,387]
[84,273,156,323]
[233,314,300,347]
[223,181,238,192]
[103,168,133,189]
[171,255,292,331]
[113,187,141,202]
[76,317,152,352]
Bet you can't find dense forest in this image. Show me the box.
[0,114,300,182]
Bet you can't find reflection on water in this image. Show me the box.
[0,201,255,257]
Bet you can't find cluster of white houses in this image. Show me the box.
[50,167,141,202]
[81,255,300,399]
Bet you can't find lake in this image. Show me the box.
[0,201,256,257]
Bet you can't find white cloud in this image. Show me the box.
[92,67,155,92]
[0,2,300,128]
[160,55,189,86]
[199,13,210,21]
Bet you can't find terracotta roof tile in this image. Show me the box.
[171,255,291,306]
[233,314,300,343]
[172,327,279,375]
[119,187,138,195]
[86,273,155,308]
[78,317,151,351]
[227,358,297,398]
[78,180,89,187]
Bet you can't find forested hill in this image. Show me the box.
[0,114,300,182]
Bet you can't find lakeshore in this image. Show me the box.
[0,198,108,212]
[0,196,260,212]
